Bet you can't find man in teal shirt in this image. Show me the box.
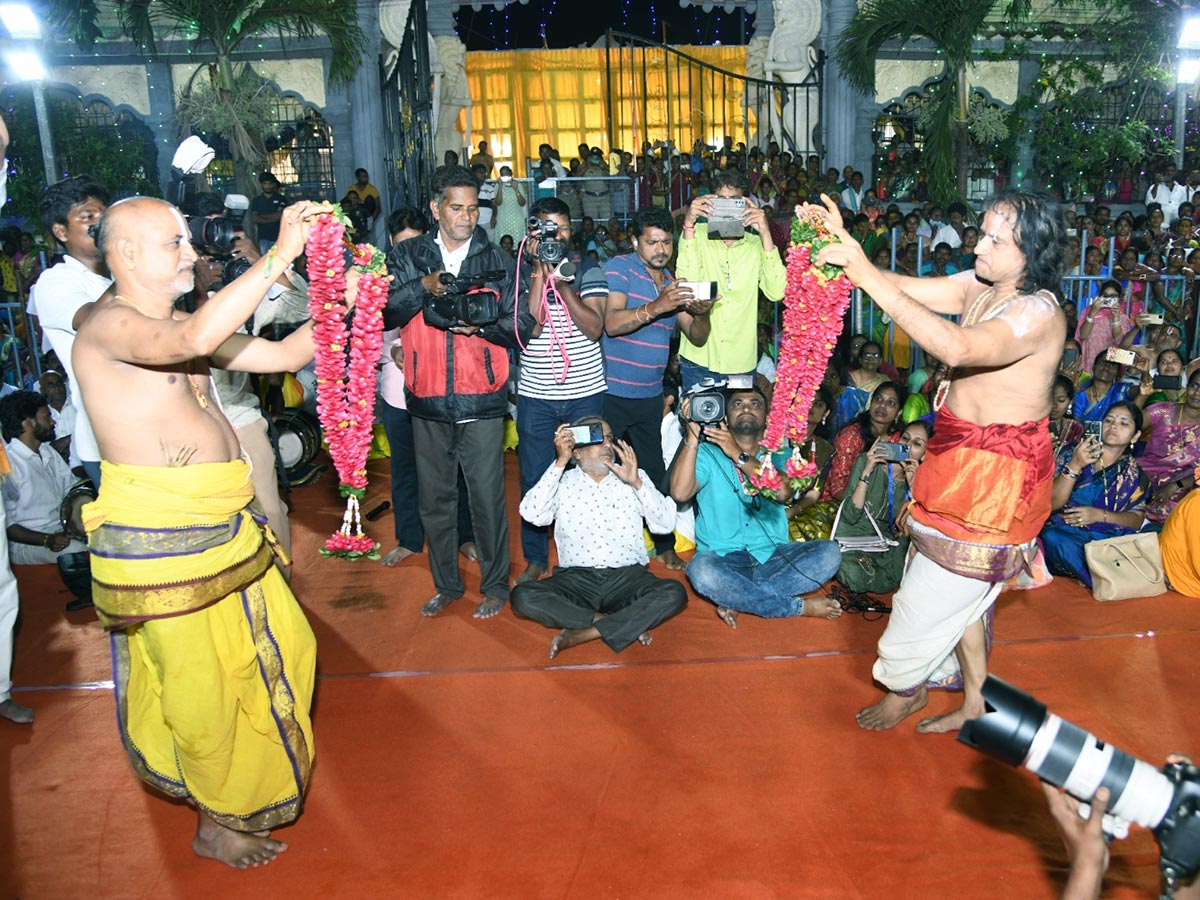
[669,385,842,628]
[676,170,786,391]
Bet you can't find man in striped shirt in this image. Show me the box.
[514,198,609,585]
[602,206,713,570]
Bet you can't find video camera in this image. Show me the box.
[684,374,757,426]
[165,137,253,287]
[426,269,506,327]
[526,216,567,264]
[959,676,1200,896]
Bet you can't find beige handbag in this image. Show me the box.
[1083,532,1167,601]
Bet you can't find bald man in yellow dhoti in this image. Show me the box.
[73,195,335,868]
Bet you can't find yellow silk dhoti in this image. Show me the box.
[83,460,315,832]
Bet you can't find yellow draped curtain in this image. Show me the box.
[462,46,753,173]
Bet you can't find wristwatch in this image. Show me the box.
[736,452,751,468]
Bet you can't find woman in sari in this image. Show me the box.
[1041,402,1149,588]
[1076,281,1133,371]
[820,381,905,504]
[1137,369,1200,522]
[1074,350,1133,423]
[1135,348,1186,408]
[834,420,931,594]
[1049,373,1084,457]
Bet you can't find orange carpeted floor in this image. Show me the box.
[2,454,1198,899]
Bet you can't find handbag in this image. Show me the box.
[1083,531,1166,601]
[831,497,898,554]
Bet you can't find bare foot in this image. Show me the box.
[856,687,928,731]
[459,541,479,562]
[380,545,416,567]
[637,632,653,647]
[916,701,984,735]
[716,606,739,629]
[658,549,686,571]
[193,812,287,869]
[421,593,458,617]
[548,625,601,659]
[473,595,506,619]
[800,596,843,620]
[515,563,546,584]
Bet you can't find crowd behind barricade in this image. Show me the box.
[2,126,1200,892]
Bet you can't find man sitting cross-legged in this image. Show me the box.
[671,385,842,628]
[511,419,687,659]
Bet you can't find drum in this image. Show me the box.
[274,408,323,483]
[59,479,97,543]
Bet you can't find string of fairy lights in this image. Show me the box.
[454,0,752,50]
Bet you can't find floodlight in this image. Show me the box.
[4,49,46,81]
[0,3,39,40]
[1181,16,1200,50]
[1180,58,1200,85]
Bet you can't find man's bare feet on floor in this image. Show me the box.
[856,687,929,731]
[193,812,287,869]
[800,596,842,619]
[421,593,457,616]
[716,606,739,629]
[548,625,601,659]
[380,545,416,567]
[515,563,546,584]
[916,701,984,735]
[658,549,686,570]
[473,595,506,619]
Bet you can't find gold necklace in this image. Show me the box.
[113,294,209,410]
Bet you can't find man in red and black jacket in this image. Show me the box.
[386,165,536,620]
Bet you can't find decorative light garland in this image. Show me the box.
[307,209,388,560]
[745,205,852,498]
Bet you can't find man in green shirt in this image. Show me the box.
[676,170,786,390]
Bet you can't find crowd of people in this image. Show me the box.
[0,125,1196,894]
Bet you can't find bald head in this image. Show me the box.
[98,197,197,299]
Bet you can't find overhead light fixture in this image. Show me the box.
[4,49,46,81]
[0,2,39,40]
[1181,15,1200,50]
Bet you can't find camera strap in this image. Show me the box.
[513,243,573,385]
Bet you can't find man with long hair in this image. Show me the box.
[815,190,1067,734]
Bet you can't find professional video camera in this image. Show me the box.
[959,676,1200,897]
[683,374,757,426]
[165,138,253,286]
[425,269,507,327]
[526,216,567,264]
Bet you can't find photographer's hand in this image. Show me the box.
[422,271,449,295]
[448,324,481,336]
[194,257,223,294]
[606,439,642,489]
[683,195,715,232]
[704,421,740,462]
[658,280,696,313]
[1042,783,1110,900]
[553,424,576,467]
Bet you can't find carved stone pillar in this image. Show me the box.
[819,0,874,173]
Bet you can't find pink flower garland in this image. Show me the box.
[761,208,854,451]
[307,210,388,560]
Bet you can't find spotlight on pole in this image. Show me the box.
[0,2,39,40]
[3,48,45,81]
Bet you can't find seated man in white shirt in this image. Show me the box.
[511,418,687,659]
[0,391,91,611]
[37,369,74,463]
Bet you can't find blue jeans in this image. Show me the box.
[516,392,606,567]
[679,358,756,393]
[686,541,842,617]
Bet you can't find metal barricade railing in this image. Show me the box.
[0,301,42,389]
[538,175,637,227]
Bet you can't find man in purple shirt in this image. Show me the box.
[601,206,712,569]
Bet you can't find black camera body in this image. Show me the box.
[527,216,567,264]
[187,212,251,285]
[425,270,505,327]
[959,676,1200,892]
[684,374,757,426]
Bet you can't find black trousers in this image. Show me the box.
[412,416,510,600]
[511,564,687,652]
[603,393,675,555]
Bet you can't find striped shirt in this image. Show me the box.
[519,265,607,400]
[602,253,677,399]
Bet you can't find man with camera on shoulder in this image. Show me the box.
[670,382,843,628]
[386,165,536,620]
[513,198,608,585]
[511,419,686,658]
